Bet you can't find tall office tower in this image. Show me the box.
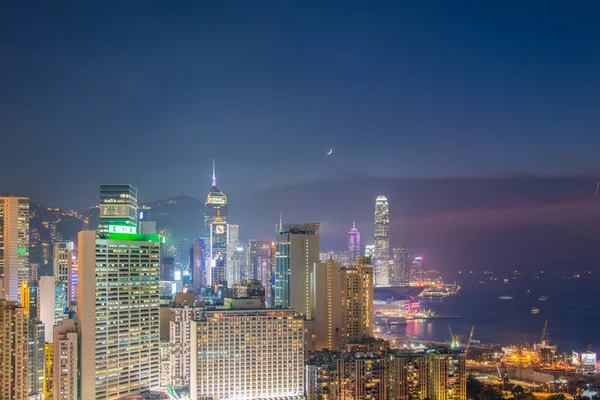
[313,260,374,351]
[373,195,390,287]
[52,319,77,400]
[204,160,228,235]
[227,223,239,274]
[39,276,68,342]
[0,197,30,302]
[169,305,202,388]
[208,217,228,286]
[274,222,320,318]
[0,301,29,400]
[338,351,388,399]
[78,229,160,399]
[410,257,424,286]
[98,184,138,234]
[227,245,247,284]
[189,238,206,291]
[390,247,410,286]
[365,244,375,259]
[44,344,53,399]
[348,221,361,266]
[190,308,305,399]
[389,351,427,400]
[21,280,39,318]
[248,240,274,303]
[27,318,45,400]
[426,349,466,400]
[53,241,73,283]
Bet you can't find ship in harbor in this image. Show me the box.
[418,283,461,298]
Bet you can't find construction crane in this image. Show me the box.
[465,325,475,355]
[449,326,454,346]
[524,334,529,349]
[540,319,548,343]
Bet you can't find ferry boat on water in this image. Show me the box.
[418,283,461,298]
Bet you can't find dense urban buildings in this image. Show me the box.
[389,351,428,400]
[313,259,374,351]
[274,221,320,317]
[426,349,466,400]
[347,221,361,266]
[248,239,274,305]
[78,229,161,399]
[373,195,390,287]
[98,184,138,234]
[189,238,205,291]
[190,308,305,399]
[0,196,30,302]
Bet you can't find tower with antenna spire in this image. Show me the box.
[204,159,228,236]
[348,220,361,265]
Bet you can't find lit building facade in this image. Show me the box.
[274,222,320,318]
[190,309,305,399]
[0,196,30,302]
[189,238,206,291]
[373,195,390,287]
[98,184,138,234]
[365,244,375,259]
[78,229,161,399]
[0,301,29,400]
[390,351,428,400]
[338,352,388,399]
[305,359,338,400]
[52,241,73,284]
[53,319,77,400]
[248,240,274,306]
[28,318,45,400]
[426,349,466,400]
[347,221,361,266]
[313,260,374,351]
[204,160,228,235]
[391,247,410,286]
[168,305,202,388]
[208,219,228,286]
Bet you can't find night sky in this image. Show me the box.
[2,2,600,275]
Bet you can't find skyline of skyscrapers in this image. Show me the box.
[373,195,390,287]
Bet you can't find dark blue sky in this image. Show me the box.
[2,2,600,273]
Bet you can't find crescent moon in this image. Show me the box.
[326,148,333,155]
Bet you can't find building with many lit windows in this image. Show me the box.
[53,319,77,400]
[426,349,466,400]
[52,241,73,284]
[389,351,428,400]
[0,196,30,302]
[98,184,138,234]
[313,259,374,351]
[168,304,202,388]
[410,257,424,286]
[391,247,410,286]
[78,229,161,399]
[208,217,228,286]
[373,195,390,286]
[189,238,206,291]
[190,308,305,399]
[204,160,228,236]
[0,301,29,400]
[347,221,361,266]
[274,221,320,318]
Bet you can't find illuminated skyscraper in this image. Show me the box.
[189,238,206,291]
[348,221,361,266]
[204,160,227,235]
[0,301,29,400]
[365,244,375,259]
[389,351,427,400]
[410,257,424,286]
[313,259,374,351]
[391,247,410,286]
[373,195,390,286]
[191,308,305,399]
[98,184,138,234]
[274,221,320,318]
[168,305,202,388]
[53,242,73,284]
[78,229,160,399]
[208,218,228,286]
[39,276,68,343]
[0,196,30,302]
[226,224,240,283]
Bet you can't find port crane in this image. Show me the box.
[540,319,548,343]
[464,325,475,355]
[496,362,510,385]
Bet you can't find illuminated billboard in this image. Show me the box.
[108,225,137,234]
